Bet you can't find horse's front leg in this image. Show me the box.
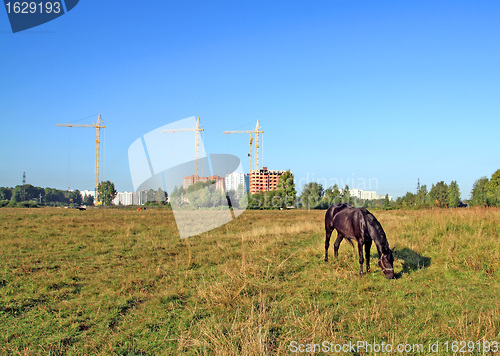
[333,233,344,259]
[364,239,372,273]
[357,241,364,276]
[324,228,332,262]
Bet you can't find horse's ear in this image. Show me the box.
[391,247,395,253]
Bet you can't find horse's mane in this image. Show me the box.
[362,209,390,253]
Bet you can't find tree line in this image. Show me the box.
[169,171,297,210]
[4,169,498,209]
[0,180,119,208]
[249,169,500,210]
[174,184,228,208]
[296,182,391,210]
[390,169,500,209]
[296,180,460,210]
[295,176,487,210]
[0,184,93,208]
[395,181,461,208]
[468,169,500,207]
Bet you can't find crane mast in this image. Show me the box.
[223,119,264,173]
[249,137,253,173]
[56,113,106,204]
[162,116,204,177]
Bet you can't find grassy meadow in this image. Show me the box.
[0,207,499,355]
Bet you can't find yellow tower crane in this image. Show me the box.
[56,113,106,204]
[249,137,253,173]
[161,116,204,177]
[223,120,264,173]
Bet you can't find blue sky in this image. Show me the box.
[1,1,499,199]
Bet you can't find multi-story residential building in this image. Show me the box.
[80,190,96,199]
[349,188,377,200]
[112,191,134,206]
[182,175,225,192]
[249,167,286,194]
[347,188,392,201]
[134,190,148,205]
[80,190,149,206]
[225,172,249,195]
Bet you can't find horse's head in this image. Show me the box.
[378,247,395,279]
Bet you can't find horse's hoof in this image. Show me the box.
[324,258,328,262]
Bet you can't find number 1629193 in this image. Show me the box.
[5,2,62,14]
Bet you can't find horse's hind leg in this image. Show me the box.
[357,241,365,276]
[333,233,344,259]
[324,228,333,262]
[364,239,372,273]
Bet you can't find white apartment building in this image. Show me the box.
[80,190,148,205]
[112,192,134,206]
[349,188,374,200]
[225,172,249,195]
[80,190,95,198]
[348,188,392,201]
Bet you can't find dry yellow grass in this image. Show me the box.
[0,207,498,355]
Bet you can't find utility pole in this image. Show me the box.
[22,172,26,202]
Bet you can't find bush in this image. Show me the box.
[0,200,9,208]
[16,200,40,208]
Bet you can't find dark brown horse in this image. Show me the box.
[324,203,395,279]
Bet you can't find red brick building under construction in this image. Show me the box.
[249,167,286,194]
[183,175,225,192]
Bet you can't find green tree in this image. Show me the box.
[0,187,12,201]
[263,190,277,210]
[429,181,449,207]
[68,190,83,206]
[97,181,117,206]
[155,188,167,204]
[12,184,44,202]
[416,184,428,207]
[44,188,66,205]
[487,169,500,193]
[238,193,248,209]
[146,189,155,203]
[342,185,351,205]
[186,189,201,208]
[323,184,342,207]
[82,193,94,206]
[399,192,416,207]
[169,186,185,206]
[236,183,246,200]
[236,184,248,209]
[300,182,323,209]
[486,169,500,206]
[383,194,391,209]
[275,170,296,208]
[447,181,461,208]
[470,177,489,207]
[248,192,264,210]
[210,187,224,207]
